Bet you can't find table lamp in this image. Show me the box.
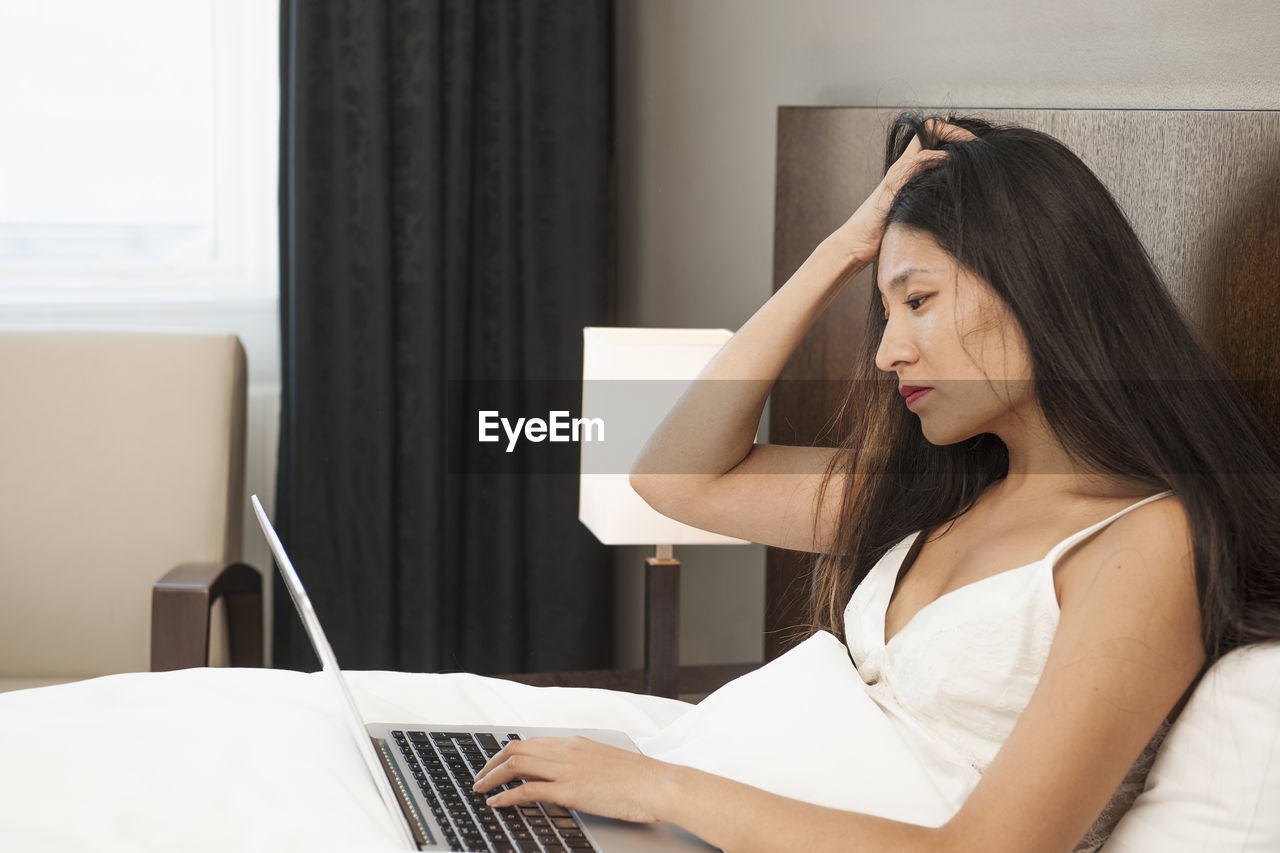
[578,327,749,698]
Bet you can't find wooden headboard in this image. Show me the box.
[764,107,1280,659]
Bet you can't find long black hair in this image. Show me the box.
[811,111,1280,666]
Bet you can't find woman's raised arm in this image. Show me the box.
[627,237,868,553]
[629,119,964,553]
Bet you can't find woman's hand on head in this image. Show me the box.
[472,735,679,824]
[835,118,977,265]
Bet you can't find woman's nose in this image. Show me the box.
[875,317,918,373]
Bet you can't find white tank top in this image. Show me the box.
[843,490,1176,850]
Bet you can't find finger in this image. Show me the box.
[473,753,561,793]
[484,779,557,809]
[908,148,951,179]
[473,756,535,792]
[935,123,978,143]
[891,130,950,176]
[477,736,561,778]
[883,148,949,194]
[917,117,978,147]
[477,744,513,779]
[924,117,949,135]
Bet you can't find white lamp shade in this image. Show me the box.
[578,327,750,546]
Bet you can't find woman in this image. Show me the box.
[473,113,1280,852]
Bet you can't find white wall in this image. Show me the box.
[612,0,1280,667]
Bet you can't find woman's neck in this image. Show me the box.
[993,416,1152,503]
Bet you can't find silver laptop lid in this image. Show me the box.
[251,494,418,850]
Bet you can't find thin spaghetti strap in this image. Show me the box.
[1045,490,1175,565]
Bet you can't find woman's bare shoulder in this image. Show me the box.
[1093,490,1191,560]
[1057,490,1195,612]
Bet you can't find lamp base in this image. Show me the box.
[644,554,680,699]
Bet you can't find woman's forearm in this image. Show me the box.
[472,728,949,851]
[630,234,868,494]
[658,762,943,853]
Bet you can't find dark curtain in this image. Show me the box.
[275,0,615,674]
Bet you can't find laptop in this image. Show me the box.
[251,495,715,853]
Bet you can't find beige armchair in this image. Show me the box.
[0,331,262,693]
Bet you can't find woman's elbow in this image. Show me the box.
[628,470,663,509]
[628,470,686,519]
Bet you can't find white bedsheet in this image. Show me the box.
[0,667,694,853]
[1,631,1001,851]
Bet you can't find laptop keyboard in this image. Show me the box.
[391,729,597,852]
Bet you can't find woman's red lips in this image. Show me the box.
[900,385,932,406]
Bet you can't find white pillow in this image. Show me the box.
[1103,641,1280,851]
[635,631,976,827]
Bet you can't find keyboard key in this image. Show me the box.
[402,729,580,852]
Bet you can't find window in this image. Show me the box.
[0,0,277,302]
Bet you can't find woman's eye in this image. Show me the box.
[882,295,929,321]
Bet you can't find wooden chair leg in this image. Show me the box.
[225,578,264,667]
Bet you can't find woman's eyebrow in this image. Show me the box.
[878,266,940,297]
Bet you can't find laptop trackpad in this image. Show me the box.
[579,813,717,852]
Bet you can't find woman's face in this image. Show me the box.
[874,224,1036,446]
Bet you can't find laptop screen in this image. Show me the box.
[251,494,416,850]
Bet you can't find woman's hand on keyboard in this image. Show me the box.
[472,735,676,824]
